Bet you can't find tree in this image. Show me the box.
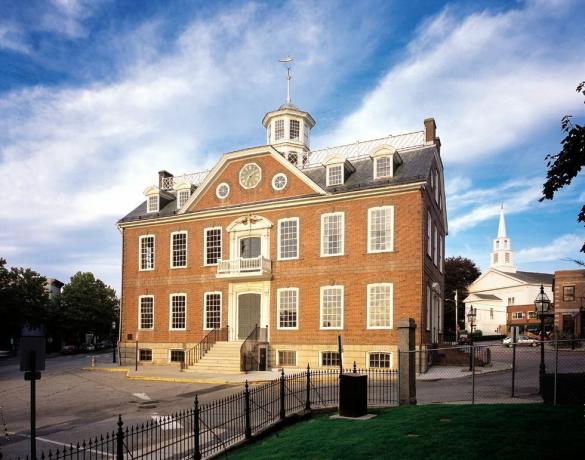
[444,256,481,336]
[540,81,585,259]
[58,272,119,344]
[0,257,50,349]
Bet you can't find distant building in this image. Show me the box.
[553,269,585,338]
[464,207,552,334]
[45,278,64,300]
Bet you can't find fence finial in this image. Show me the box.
[245,380,249,390]
[281,368,285,379]
[307,363,310,371]
[117,414,123,429]
[353,361,357,373]
[194,395,199,407]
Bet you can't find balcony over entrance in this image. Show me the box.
[216,255,272,281]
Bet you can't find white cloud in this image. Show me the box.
[318,1,585,163]
[0,22,30,54]
[515,233,585,263]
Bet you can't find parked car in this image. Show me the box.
[79,343,95,352]
[502,335,538,347]
[61,344,78,354]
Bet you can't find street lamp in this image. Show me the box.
[467,305,476,370]
[112,321,117,364]
[534,284,550,393]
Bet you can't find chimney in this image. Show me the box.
[158,170,173,189]
[424,118,440,153]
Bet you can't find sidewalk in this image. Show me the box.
[416,361,511,380]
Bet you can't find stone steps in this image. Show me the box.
[186,341,244,373]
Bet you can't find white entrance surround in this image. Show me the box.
[226,215,273,260]
[228,281,271,341]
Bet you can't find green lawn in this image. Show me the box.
[228,404,582,459]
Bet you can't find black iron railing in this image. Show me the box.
[12,367,398,460]
[240,325,268,372]
[186,326,229,366]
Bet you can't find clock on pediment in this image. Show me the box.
[239,163,261,189]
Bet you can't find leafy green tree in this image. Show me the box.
[58,272,119,344]
[444,256,481,336]
[0,257,50,349]
[540,81,585,260]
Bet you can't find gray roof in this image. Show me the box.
[511,271,553,285]
[474,293,502,301]
[118,144,436,224]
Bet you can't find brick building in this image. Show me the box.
[553,269,585,338]
[117,95,447,371]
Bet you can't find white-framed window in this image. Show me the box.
[304,122,310,147]
[204,227,222,265]
[169,349,185,363]
[508,297,515,305]
[320,285,344,330]
[138,295,154,330]
[204,292,222,330]
[439,235,444,273]
[139,235,155,271]
[287,152,298,166]
[434,169,439,202]
[433,226,438,265]
[367,206,394,253]
[170,231,187,268]
[320,351,340,367]
[169,294,186,330]
[367,283,393,329]
[426,285,431,331]
[374,156,392,179]
[290,119,300,140]
[147,195,159,213]
[493,253,499,264]
[177,189,190,208]
[272,173,288,191]
[277,288,299,329]
[505,252,510,263]
[275,119,284,140]
[216,183,230,199]
[321,212,344,257]
[278,350,297,367]
[512,312,524,320]
[490,308,494,320]
[278,218,299,260]
[427,212,432,258]
[528,311,537,319]
[326,164,343,186]
[139,349,152,361]
[368,352,391,369]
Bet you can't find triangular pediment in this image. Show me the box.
[468,269,529,293]
[179,146,326,213]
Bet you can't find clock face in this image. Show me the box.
[239,163,261,189]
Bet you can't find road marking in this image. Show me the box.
[133,392,151,400]
[151,415,182,430]
[11,432,114,457]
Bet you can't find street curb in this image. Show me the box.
[81,366,275,385]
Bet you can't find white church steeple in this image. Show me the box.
[490,204,516,273]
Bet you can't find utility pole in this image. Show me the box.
[455,289,459,341]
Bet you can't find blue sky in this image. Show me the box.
[1,0,584,292]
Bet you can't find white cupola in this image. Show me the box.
[262,57,316,168]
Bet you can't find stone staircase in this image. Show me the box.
[186,341,244,373]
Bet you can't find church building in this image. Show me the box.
[464,207,553,334]
[116,72,447,371]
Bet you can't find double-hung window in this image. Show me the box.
[139,235,155,271]
[369,352,391,368]
[170,231,187,268]
[277,288,299,329]
[177,190,190,208]
[320,286,343,329]
[139,296,154,329]
[289,120,300,140]
[321,212,344,256]
[326,165,343,186]
[278,218,299,260]
[433,226,438,265]
[367,283,393,329]
[204,228,222,265]
[563,286,575,302]
[427,212,432,258]
[170,294,186,330]
[375,156,392,178]
[147,195,159,213]
[275,119,284,141]
[512,312,523,320]
[368,206,394,252]
[204,292,221,330]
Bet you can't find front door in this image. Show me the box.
[240,237,261,259]
[238,293,261,339]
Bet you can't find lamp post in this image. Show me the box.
[534,284,550,394]
[467,305,476,371]
[112,321,117,364]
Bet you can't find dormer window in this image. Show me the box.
[370,145,401,180]
[290,120,299,140]
[275,119,284,141]
[177,189,190,208]
[327,164,343,186]
[147,195,159,213]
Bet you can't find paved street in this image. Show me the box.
[0,352,241,459]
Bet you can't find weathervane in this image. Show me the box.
[279,56,294,104]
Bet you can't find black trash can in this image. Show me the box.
[339,373,368,417]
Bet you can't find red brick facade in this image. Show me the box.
[553,269,585,338]
[118,137,446,368]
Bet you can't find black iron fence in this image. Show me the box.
[10,366,397,460]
